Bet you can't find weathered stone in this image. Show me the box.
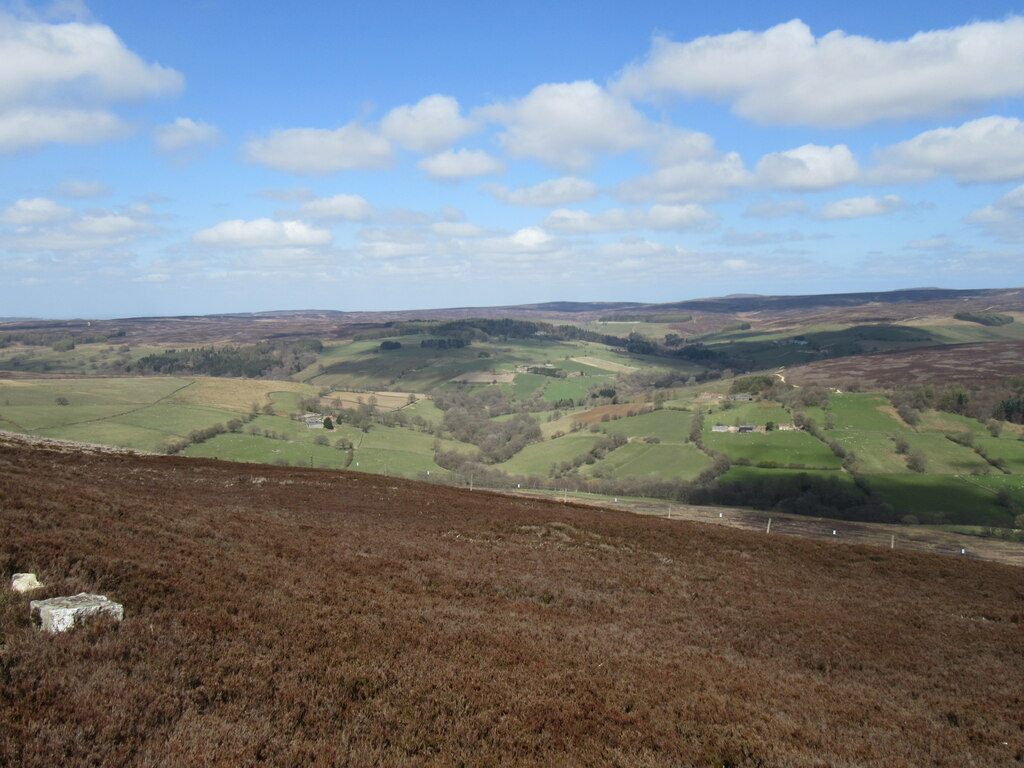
[11,573,44,593]
[29,593,124,633]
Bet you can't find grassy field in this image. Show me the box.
[704,401,791,428]
[705,429,843,468]
[826,430,910,473]
[975,436,1024,473]
[867,474,1013,526]
[828,394,906,432]
[601,408,693,441]
[719,465,853,486]
[587,441,712,481]
[900,433,992,475]
[497,432,604,476]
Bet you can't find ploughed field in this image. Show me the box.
[1,434,1022,767]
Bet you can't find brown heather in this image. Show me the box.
[0,434,1022,767]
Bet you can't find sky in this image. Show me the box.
[3,1,1024,318]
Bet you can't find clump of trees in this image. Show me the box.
[953,311,1014,326]
[136,339,322,378]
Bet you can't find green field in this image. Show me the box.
[867,474,1013,526]
[602,409,693,441]
[975,437,1024,473]
[899,433,992,475]
[828,394,905,432]
[705,429,842,468]
[497,433,604,476]
[826,431,909,473]
[719,465,854,487]
[588,442,712,481]
[704,401,791,428]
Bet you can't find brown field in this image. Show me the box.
[570,356,637,372]
[323,390,426,410]
[783,341,1024,388]
[2,433,1022,766]
[449,371,517,384]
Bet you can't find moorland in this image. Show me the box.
[1,432,1022,767]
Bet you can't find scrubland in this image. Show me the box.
[1,433,1022,767]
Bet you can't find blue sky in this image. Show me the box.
[2,0,1024,318]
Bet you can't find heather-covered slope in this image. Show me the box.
[1,435,1021,767]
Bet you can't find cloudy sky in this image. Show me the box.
[3,0,1024,318]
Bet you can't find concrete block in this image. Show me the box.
[30,593,124,633]
[11,573,44,593]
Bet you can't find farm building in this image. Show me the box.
[738,425,755,433]
[731,393,753,402]
[711,425,730,432]
[300,414,325,429]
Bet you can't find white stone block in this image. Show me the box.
[29,593,124,633]
[11,573,44,593]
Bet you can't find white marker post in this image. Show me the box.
[890,535,895,549]
[766,518,772,534]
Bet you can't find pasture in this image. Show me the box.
[705,429,843,468]
[588,442,712,481]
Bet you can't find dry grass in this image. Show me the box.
[170,377,313,412]
[1,432,1022,767]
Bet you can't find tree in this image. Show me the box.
[765,421,776,432]
[55,396,69,406]
[907,451,928,473]
[323,416,334,430]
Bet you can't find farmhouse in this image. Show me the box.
[301,414,325,429]
[778,423,796,431]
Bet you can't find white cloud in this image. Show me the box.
[0,106,129,152]
[479,80,653,170]
[417,148,504,179]
[966,184,1024,241]
[54,179,109,199]
[193,219,332,248]
[617,152,751,203]
[1,197,73,225]
[380,94,474,152]
[154,117,220,153]
[244,124,393,175]
[615,17,1024,127]
[874,116,1024,184]
[756,144,859,190]
[431,221,487,238]
[0,12,183,105]
[544,204,716,234]
[486,177,598,207]
[0,11,182,151]
[818,195,906,220]
[743,199,807,218]
[298,194,373,222]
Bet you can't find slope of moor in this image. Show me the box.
[1,434,1021,767]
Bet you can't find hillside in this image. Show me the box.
[1,434,1022,767]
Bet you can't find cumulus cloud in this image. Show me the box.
[298,194,373,222]
[615,17,1024,127]
[966,184,1024,241]
[818,195,906,220]
[479,80,653,170]
[756,144,859,190]
[244,124,393,175]
[617,153,751,203]
[874,116,1024,184]
[193,219,332,248]
[486,177,598,207]
[154,117,220,153]
[0,106,129,152]
[544,204,716,234]
[743,199,807,218]
[0,10,182,151]
[1,197,74,225]
[430,221,487,238]
[417,149,504,179]
[380,94,475,153]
